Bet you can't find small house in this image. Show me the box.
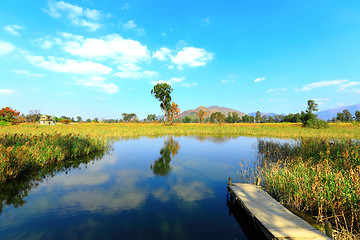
[40,115,56,125]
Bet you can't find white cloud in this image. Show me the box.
[61,34,150,62]
[153,47,171,61]
[313,98,330,102]
[74,76,118,93]
[151,77,197,87]
[121,2,130,10]
[123,20,145,35]
[221,80,229,84]
[0,40,15,56]
[0,89,16,95]
[221,73,237,84]
[14,69,46,78]
[266,88,286,93]
[171,47,213,69]
[123,20,137,30]
[4,24,24,36]
[26,55,112,75]
[254,77,266,82]
[354,89,360,94]
[301,79,348,91]
[113,70,158,79]
[44,1,106,31]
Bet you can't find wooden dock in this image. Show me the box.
[228,183,331,239]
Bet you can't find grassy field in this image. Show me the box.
[1,122,360,139]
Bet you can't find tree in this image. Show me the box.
[197,110,206,123]
[355,110,360,122]
[147,114,156,122]
[336,112,345,122]
[77,116,82,122]
[26,110,41,123]
[122,113,137,123]
[255,111,261,123]
[0,107,21,125]
[183,116,191,123]
[300,100,318,127]
[166,102,180,125]
[151,83,173,123]
[232,112,241,123]
[343,109,353,122]
[93,117,99,123]
[210,112,225,126]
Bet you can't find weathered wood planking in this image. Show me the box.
[228,183,331,239]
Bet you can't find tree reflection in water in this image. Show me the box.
[0,151,105,214]
[150,136,180,176]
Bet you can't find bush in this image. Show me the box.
[305,119,329,129]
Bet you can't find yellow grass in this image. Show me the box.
[1,122,360,139]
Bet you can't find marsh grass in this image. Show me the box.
[0,133,107,182]
[258,138,360,238]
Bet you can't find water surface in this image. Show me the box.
[0,135,268,240]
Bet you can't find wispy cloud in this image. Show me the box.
[44,1,108,31]
[313,98,330,102]
[26,55,112,75]
[0,89,16,95]
[201,18,210,25]
[266,88,286,93]
[123,20,145,35]
[14,69,46,78]
[74,76,118,93]
[254,77,265,82]
[4,24,24,36]
[221,73,237,84]
[0,40,15,56]
[301,79,349,91]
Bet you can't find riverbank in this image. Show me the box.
[0,133,107,182]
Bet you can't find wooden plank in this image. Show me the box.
[229,183,331,239]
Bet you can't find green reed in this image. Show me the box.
[0,133,108,182]
[258,138,360,238]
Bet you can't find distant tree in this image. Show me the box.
[300,100,328,128]
[183,116,192,123]
[0,107,21,125]
[225,112,233,123]
[166,102,180,125]
[151,83,173,123]
[77,116,82,122]
[210,112,225,126]
[255,111,261,123]
[355,110,360,122]
[86,119,91,123]
[267,116,275,123]
[196,110,206,123]
[232,112,241,123]
[147,114,156,122]
[122,113,137,123]
[336,112,345,122]
[26,110,41,123]
[343,109,353,122]
[94,117,99,123]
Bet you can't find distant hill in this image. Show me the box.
[248,112,278,117]
[317,103,360,120]
[179,105,246,119]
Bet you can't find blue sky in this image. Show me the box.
[1,0,360,120]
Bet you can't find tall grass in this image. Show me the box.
[258,138,360,238]
[0,133,107,182]
[1,122,360,139]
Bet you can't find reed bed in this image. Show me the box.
[258,138,360,238]
[0,133,107,182]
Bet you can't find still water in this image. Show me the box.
[0,135,269,240]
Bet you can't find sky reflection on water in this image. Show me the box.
[0,135,267,240]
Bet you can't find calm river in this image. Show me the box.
[0,135,272,240]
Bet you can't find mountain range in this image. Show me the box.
[178,103,360,121]
[178,105,246,119]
